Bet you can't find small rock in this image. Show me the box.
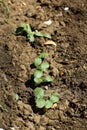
[24,105,32,114]
[25,5,36,17]
[33,114,40,124]
[52,128,56,130]
[18,71,28,82]
[17,101,32,113]
[56,12,63,17]
[61,42,69,49]
[64,7,69,11]
[39,126,45,130]
[17,101,24,110]
[20,65,27,73]
[72,99,78,103]
[58,100,69,110]
[60,21,66,27]
[40,116,48,125]
[44,19,52,25]
[21,1,26,6]
[44,86,48,90]
[0,128,5,130]
[58,111,67,121]
[10,127,19,130]
[59,71,65,77]
[52,68,59,77]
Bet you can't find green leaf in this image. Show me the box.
[52,93,59,96]
[39,52,48,59]
[34,77,43,84]
[50,93,59,103]
[27,33,34,42]
[45,100,53,109]
[40,61,49,72]
[36,98,45,108]
[43,75,53,82]
[34,30,43,37]
[43,33,51,39]
[34,57,42,67]
[34,70,43,78]
[20,22,32,33]
[35,87,44,98]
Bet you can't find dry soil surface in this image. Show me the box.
[0,0,87,130]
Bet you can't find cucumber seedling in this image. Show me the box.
[35,87,59,109]
[33,52,53,84]
[14,22,51,42]
[33,52,59,109]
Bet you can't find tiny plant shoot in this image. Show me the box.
[33,52,59,109]
[34,52,53,84]
[35,87,59,109]
[15,22,51,42]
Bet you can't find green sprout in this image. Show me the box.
[32,52,59,109]
[14,22,51,42]
[34,57,42,67]
[34,52,53,84]
[35,87,59,109]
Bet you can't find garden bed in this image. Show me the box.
[0,0,87,130]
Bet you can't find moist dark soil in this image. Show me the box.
[0,0,87,130]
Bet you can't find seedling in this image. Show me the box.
[33,52,53,84]
[35,87,59,109]
[15,22,51,42]
[33,52,59,109]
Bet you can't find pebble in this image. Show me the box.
[20,65,27,73]
[58,111,67,121]
[33,114,41,124]
[39,126,45,130]
[44,19,52,25]
[64,7,69,11]
[17,101,32,113]
[60,21,66,27]
[58,100,69,110]
[52,68,59,77]
[40,116,49,125]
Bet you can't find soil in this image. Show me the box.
[0,0,87,130]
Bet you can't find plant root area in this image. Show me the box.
[0,0,87,130]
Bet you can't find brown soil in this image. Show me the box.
[0,0,87,130]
